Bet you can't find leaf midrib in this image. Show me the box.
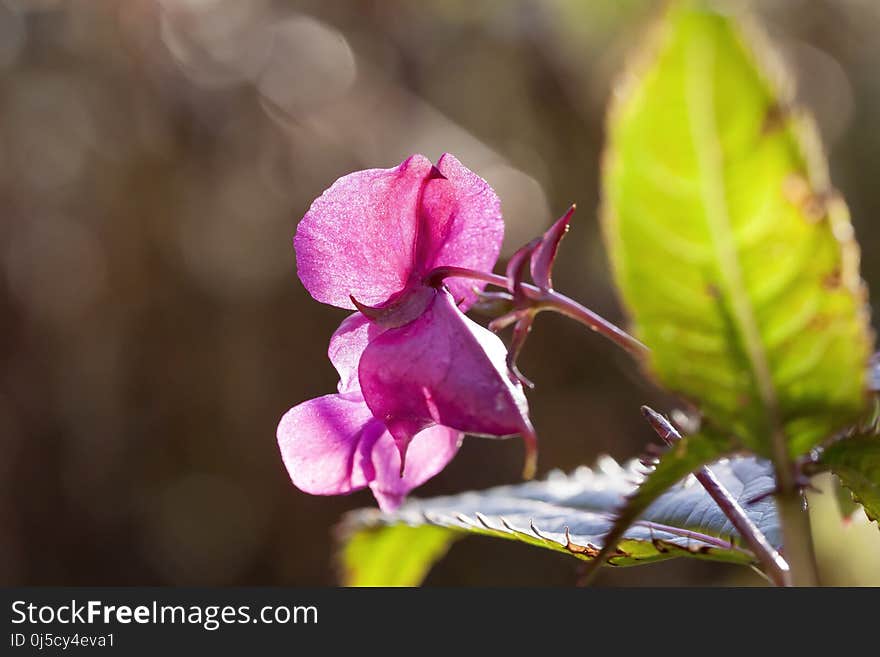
[685,28,784,461]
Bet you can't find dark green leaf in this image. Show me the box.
[338,449,777,586]
[577,428,740,582]
[812,432,880,525]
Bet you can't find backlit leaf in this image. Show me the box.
[601,1,873,459]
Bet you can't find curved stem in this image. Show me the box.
[537,290,648,359]
[428,266,649,359]
[427,265,518,291]
[642,407,791,587]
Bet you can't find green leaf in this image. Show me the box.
[831,474,862,523]
[338,524,458,587]
[601,1,873,459]
[812,432,880,525]
[337,450,778,586]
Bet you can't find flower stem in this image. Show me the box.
[537,290,648,359]
[775,482,820,586]
[428,266,649,359]
[641,406,791,587]
[770,434,820,586]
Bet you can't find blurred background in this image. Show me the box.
[1,0,879,586]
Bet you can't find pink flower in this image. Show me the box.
[277,154,535,511]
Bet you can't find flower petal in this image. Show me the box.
[277,394,383,496]
[368,425,462,512]
[296,153,503,311]
[294,155,434,308]
[358,289,532,463]
[419,153,504,309]
[328,312,382,396]
[277,393,462,511]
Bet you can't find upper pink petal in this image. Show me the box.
[294,155,434,309]
[358,289,531,462]
[419,153,504,309]
[295,153,504,311]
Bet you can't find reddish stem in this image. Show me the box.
[641,406,792,587]
[427,266,648,359]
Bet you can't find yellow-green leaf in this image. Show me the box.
[338,524,457,587]
[602,1,873,459]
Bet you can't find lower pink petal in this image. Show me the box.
[368,425,462,511]
[328,312,381,396]
[358,289,531,463]
[277,394,382,496]
[277,393,462,511]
